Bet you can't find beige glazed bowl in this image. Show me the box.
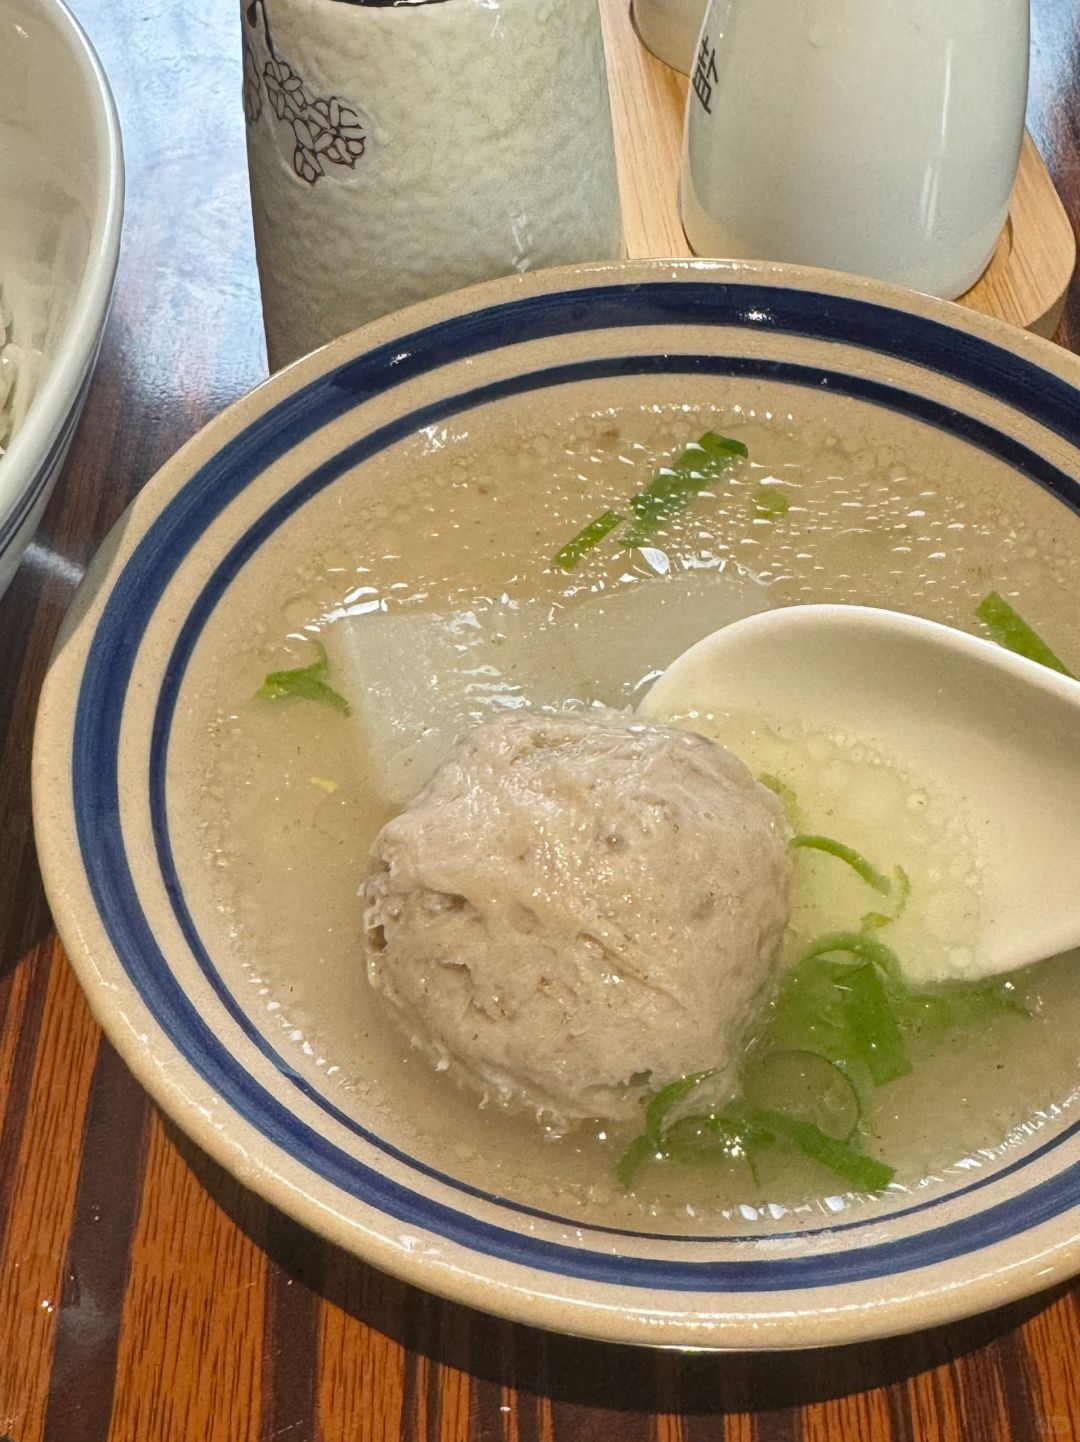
[32,259,1080,1350]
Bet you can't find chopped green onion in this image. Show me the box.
[790,835,892,895]
[552,509,624,570]
[550,431,748,562]
[861,866,909,930]
[620,432,748,547]
[798,931,902,977]
[754,488,790,519]
[742,1048,862,1140]
[768,933,908,1088]
[670,1112,769,1186]
[746,1108,896,1192]
[258,641,350,715]
[976,591,1074,677]
[643,1068,718,1146]
[797,930,902,979]
[614,811,1032,1200]
[663,1113,755,1164]
[893,973,1030,1035]
[616,1068,724,1188]
[839,963,911,1084]
[765,956,864,1074]
[619,1110,765,1187]
[620,1066,896,1193]
[615,1133,658,1189]
[757,773,803,830]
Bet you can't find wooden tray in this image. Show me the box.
[599,0,1076,338]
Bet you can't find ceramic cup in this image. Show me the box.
[242,0,624,370]
[631,0,705,75]
[680,0,1029,299]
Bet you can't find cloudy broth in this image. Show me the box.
[185,393,1080,1231]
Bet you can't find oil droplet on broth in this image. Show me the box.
[188,400,1080,1233]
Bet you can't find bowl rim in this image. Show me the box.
[0,0,125,542]
[31,256,1080,1349]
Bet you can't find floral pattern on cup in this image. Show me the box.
[243,0,369,186]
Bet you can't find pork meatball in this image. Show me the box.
[362,708,791,1125]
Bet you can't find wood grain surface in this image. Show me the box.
[2,2,1080,1438]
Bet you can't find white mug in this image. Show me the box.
[631,0,706,75]
[243,0,624,370]
[680,0,1029,299]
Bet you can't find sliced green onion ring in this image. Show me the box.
[790,834,892,894]
[798,930,902,978]
[643,1068,718,1146]
[742,1048,862,1141]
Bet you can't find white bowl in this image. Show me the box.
[32,259,1080,1349]
[0,0,123,600]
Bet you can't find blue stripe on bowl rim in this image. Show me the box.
[72,280,1080,1291]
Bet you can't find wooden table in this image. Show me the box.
[2,1,1080,1437]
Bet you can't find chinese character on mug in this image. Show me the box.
[693,34,719,114]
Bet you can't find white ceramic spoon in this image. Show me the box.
[637,604,1080,978]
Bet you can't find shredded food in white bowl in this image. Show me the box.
[0,284,42,459]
